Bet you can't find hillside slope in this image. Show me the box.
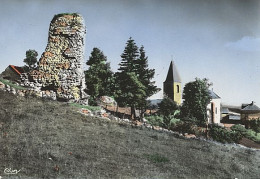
[0,90,259,178]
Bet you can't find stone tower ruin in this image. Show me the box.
[21,13,87,102]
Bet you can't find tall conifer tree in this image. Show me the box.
[85,47,114,105]
[115,38,159,119]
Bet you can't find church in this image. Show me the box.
[163,61,221,124]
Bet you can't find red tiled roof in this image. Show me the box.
[9,65,24,75]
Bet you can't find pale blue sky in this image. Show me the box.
[0,0,260,105]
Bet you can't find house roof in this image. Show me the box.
[9,65,24,75]
[148,99,163,106]
[164,61,181,83]
[241,102,260,113]
[221,107,229,114]
[229,114,241,120]
[209,90,221,99]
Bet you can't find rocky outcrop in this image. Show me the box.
[21,13,87,102]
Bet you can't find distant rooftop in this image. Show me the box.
[221,107,229,114]
[241,101,260,112]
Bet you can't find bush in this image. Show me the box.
[146,114,180,129]
[171,121,191,134]
[158,97,179,117]
[231,124,260,143]
[244,119,260,133]
[209,125,242,143]
[170,120,206,137]
[146,115,164,127]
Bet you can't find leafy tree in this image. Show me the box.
[115,37,159,119]
[23,49,38,69]
[181,78,212,126]
[85,48,114,105]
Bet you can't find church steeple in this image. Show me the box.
[164,61,181,83]
[163,61,182,105]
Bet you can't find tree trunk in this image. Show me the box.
[131,106,136,120]
[140,108,145,121]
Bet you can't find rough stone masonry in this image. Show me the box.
[21,13,87,101]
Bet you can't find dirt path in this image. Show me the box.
[239,137,260,149]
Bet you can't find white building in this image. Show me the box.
[207,90,221,124]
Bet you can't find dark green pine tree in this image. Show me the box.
[118,37,139,73]
[115,38,159,119]
[135,46,160,116]
[85,47,114,105]
[137,46,159,97]
[115,37,145,119]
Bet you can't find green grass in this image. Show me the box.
[69,102,101,112]
[0,78,27,90]
[0,90,260,178]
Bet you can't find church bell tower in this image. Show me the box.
[163,61,182,105]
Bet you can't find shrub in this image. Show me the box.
[231,124,260,143]
[170,120,206,137]
[158,97,179,118]
[209,125,242,143]
[146,115,163,127]
[244,118,260,133]
[146,114,180,129]
[171,121,190,134]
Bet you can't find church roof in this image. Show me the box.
[164,61,181,83]
[209,90,221,99]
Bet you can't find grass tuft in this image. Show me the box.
[144,153,169,163]
[0,78,27,90]
[69,103,101,112]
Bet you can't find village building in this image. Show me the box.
[207,90,221,124]
[240,101,260,125]
[221,105,241,124]
[163,61,182,105]
[0,65,24,82]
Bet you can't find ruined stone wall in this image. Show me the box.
[22,13,87,101]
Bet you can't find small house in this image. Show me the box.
[0,65,24,82]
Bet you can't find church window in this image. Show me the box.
[177,85,180,93]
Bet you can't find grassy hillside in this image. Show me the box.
[0,90,259,179]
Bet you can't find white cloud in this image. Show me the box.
[225,36,260,52]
